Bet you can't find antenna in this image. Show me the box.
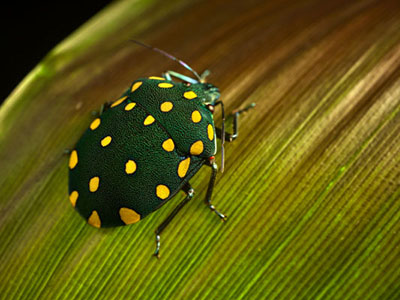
[130,40,202,82]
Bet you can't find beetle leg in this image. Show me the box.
[200,69,211,82]
[163,72,172,81]
[163,69,210,83]
[205,158,227,221]
[163,70,199,84]
[91,102,112,117]
[154,183,194,259]
[215,103,256,142]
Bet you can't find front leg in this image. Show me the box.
[163,70,198,84]
[214,102,255,172]
[216,102,256,141]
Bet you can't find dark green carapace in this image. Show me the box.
[69,77,218,227]
[68,43,254,257]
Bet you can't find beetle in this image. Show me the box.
[68,41,254,257]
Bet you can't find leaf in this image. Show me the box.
[1,0,400,299]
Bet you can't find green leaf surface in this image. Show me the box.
[1,0,400,299]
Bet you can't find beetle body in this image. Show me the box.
[68,77,220,227]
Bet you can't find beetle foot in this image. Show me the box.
[232,102,256,115]
[209,204,227,222]
[154,234,161,259]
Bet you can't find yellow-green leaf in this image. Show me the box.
[1,0,400,299]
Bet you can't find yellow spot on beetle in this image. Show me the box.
[162,138,175,152]
[125,160,137,174]
[89,176,100,192]
[160,101,173,112]
[144,115,155,126]
[119,207,141,224]
[207,124,214,141]
[178,158,190,178]
[88,210,101,228]
[190,140,204,155]
[149,76,165,80]
[184,91,197,99]
[158,82,173,88]
[124,102,136,111]
[90,118,101,130]
[69,191,78,207]
[69,150,78,169]
[131,81,142,92]
[110,96,127,108]
[156,184,170,200]
[101,136,112,147]
[191,110,202,123]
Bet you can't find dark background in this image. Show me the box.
[1,2,111,105]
